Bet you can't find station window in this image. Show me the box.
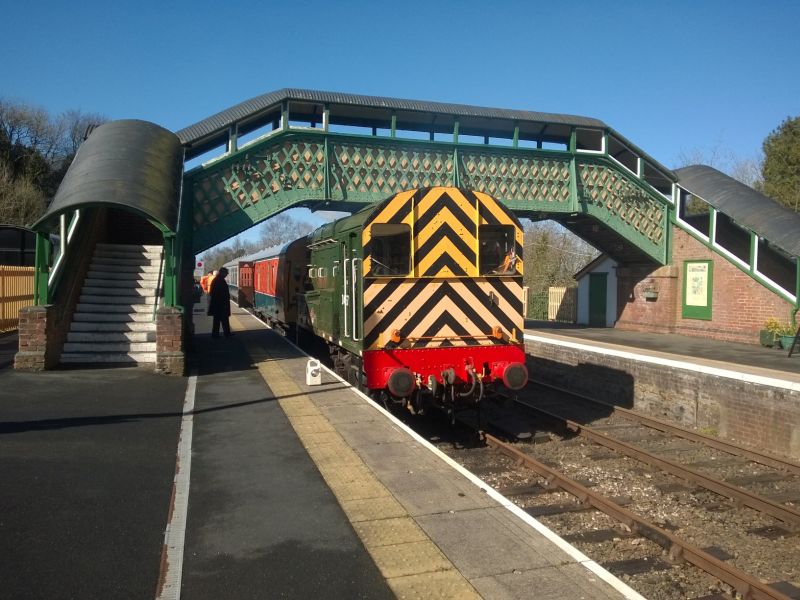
[757,238,797,297]
[642,161,673,198]
[714,213,750,265]
[575,128,604,153]
[608,136,639,174]
[678,189,711,238]
[479,225,517,275]
[369,224,411,276]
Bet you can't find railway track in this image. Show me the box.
[292,321,800,598]
[428,381,800,600]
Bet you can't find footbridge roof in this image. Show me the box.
[33,120,183,232]
[675,165,800,256]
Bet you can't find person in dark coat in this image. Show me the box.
[207,267,232,337]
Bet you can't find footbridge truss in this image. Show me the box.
[179,89,676,264]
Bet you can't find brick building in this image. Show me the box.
[577,166,799,345]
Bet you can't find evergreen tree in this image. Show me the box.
[762,116,800,211]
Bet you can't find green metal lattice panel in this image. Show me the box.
[329,141,454,200]
[577,160,667,262]
[458,150,572,208]
[185,130,671,261]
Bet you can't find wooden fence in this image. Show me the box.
[525,286,578,323]
[1,266,35,332]
[548,286,577,322]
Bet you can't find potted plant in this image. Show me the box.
[778,324,797,351]
[761,317,781,347]
[764,318,797,349]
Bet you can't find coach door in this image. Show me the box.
[341,234,361,343]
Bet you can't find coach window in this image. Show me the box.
[369,223,410,276]
[480,225,516,275]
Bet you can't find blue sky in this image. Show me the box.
[3,0,798,234]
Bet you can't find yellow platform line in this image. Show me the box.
[229,315,480,599]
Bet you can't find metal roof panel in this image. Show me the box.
[675,165,800,257]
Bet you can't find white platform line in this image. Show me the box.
[238,309,645,600]
[524,332,800,392]
[155,374,197,600]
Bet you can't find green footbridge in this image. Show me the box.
[29,88,800,318]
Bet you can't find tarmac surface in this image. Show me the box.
[5,310,791,598]
[181,310,392,599]
[0,364,185,599]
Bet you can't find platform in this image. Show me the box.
[523,322,800,460]
[0,304,642,599]
[525,320,800,381]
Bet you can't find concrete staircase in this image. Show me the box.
[60,243,164,365]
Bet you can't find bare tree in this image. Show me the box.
[0,157,46,226]
[258,212,315,248]
[0,98,108,226]
[522,221,598,293]
[672,143,763,190]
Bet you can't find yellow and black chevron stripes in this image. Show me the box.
[363,187,523,279]
[412,188,478,277]
[363,277,524,350]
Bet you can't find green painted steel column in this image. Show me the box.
[323,137,331,199]
[512,125,519,148]
[162,232,176,307]
[568,130,579,212]
[453,120,460,187]
[390,113,396,138]
[33,232,51,305]
[796,260,800,308]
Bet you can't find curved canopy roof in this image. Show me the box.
[675,165,800,257]
[176,88,606,146]
[34,120,183,232]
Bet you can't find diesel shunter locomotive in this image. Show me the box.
[239,186,528,414]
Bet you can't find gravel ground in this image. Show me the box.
[518,436,800,587]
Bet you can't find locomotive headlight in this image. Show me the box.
[387,367,416,398]
[502,362,528,390]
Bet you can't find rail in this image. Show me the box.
[485,433,793,600]
[517,399,800,529]
[0,266,34,331]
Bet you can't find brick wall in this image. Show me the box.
[616,226,794,345]
[14,306,56,370]
[526,338,800,459]
[156,306,184,375]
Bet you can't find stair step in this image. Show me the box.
[71,312,154,323]
[96,243,162,252]
[60,352,157,364]
[67,331,156,343]
[89,261,161,276]
[94,249,163,259]
[81,287,158,298]
[75,303,155,314]
[70,321,156,332]
[79,295,158,305]
[85,271,161,282]
[91,257,162,267]
[63,342,157,353]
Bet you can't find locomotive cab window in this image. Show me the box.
[479,225,517,275]
[369,223,411,276]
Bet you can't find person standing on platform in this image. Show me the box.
[208,267,232,338]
